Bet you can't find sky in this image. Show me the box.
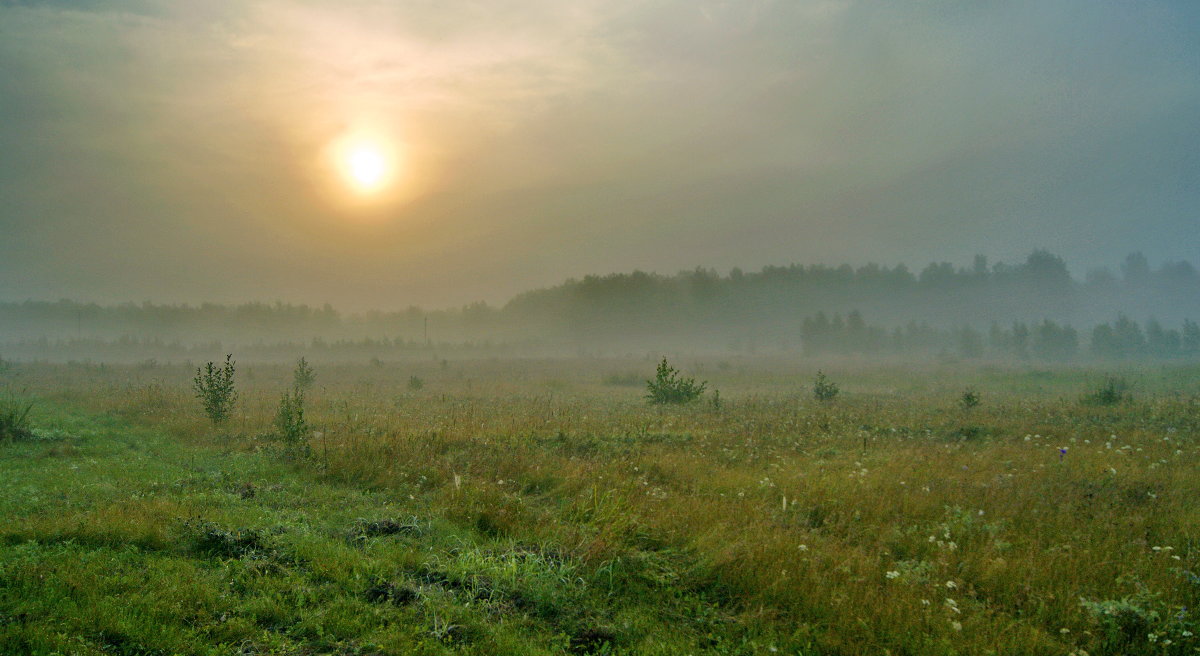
[1,0,1198,310]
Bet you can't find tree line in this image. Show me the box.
[1,250,1197,355]
[801,311,1200,360]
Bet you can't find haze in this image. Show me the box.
[1,0,1198,310]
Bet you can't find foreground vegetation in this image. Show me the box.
[2,357,1199,655]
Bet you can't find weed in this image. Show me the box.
[182,519,270,560]
[192,354,237,425]
[347,518,423,542]
[407,375,425,391]
[645,358,707,405]
[951,424,994,441]
[959,387,981,409]
[364,580,420,605]
[428,615,468,643]
[1081,590,1200,655]
[569,626,618,654]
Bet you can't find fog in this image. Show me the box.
[2,1,1198,313]
[2,251,1198,363]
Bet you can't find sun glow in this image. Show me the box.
[340,141,391,192]
[320,126,421,214]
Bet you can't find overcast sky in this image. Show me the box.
[1,0,1198,309]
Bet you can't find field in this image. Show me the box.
[2,356,1199,655]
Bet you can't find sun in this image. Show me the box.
[348,146,386,187]
[321,127,416,210]
[341,143,389,192]
[332,136,396,195]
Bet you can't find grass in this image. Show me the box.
[0,393,34,441]
[1,358,1199,654]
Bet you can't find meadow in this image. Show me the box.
[1,356,1199,655]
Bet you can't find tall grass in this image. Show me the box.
[4,358,1200,654]
[0,393,33,440]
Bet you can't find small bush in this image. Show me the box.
[408,375,425,391]
[1082,376,1130,406]
[193,354,237,425]
[959,387,981,410]
[645,358,707,405]
[274,390,308,444]
[812,371,839,402]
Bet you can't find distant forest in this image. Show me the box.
[2,250,1198,361]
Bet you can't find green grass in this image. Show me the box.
[1,359,1199,654]
[0,393,34,441]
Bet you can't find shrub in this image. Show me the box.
[1082,376,1130,406]
[812,370,839,402]
[645,358,707,405]
[193,354,238,425]
[275,390,308,444]
[408,375,425,391]
[959,387,981,410]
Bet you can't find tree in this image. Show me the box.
[957,327,984,359]
[1121,252,1150,283]
[1032,320,1078,361]
[293,357,315,392]
[1183,319,1200,355]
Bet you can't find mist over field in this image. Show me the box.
[2,250,1199,362]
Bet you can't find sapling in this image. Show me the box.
[193,355,237,425]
